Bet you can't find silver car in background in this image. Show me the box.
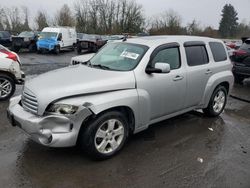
[7,36,234,159]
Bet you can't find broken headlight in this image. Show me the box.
[47,104,78,115]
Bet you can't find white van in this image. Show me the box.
[37,27,77,54]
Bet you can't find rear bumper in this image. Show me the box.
[7,96,92,147]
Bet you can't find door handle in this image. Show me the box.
[173,75,184,81]
[205,69,213,75]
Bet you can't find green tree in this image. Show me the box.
[35,11,49,31]
[54,4,75,26]
[219,4,238,38]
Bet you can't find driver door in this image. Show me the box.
[136,44,187,121]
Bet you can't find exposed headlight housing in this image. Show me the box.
[47,104,78,115]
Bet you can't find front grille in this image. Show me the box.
[21,90,38,114]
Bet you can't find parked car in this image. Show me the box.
[7,36,233,160]
[106,35,125,43]
[0,31,12,47]
[0,45,24,100]
[76,34,107,54]
[37,27,77,54]
[232,38,250,84]
[12,31,39,52]
[70,53,95,65]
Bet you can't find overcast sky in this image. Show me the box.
[1,0,250,29]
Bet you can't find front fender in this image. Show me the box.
[57,89,141,132]
[201,70,234,108]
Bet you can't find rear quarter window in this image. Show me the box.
[209,42,227,62]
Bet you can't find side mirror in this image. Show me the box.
[146,62,170,74]
[155,62,170,73]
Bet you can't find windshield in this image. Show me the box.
[89,42,149,71]
[18,31,34,37]
[39,32,58,39]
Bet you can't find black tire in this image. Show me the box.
[54,46,60,54]
[0,73,16,101]
[203,86,227,117]
[77,46,82,54]
[37,49,42,54]
[79,111,129,160]
[234,74,244,84]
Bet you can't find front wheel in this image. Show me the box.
[79,111,129,160]
[54,46,60,54]
[0,74,16,101]
[203,86,227,117]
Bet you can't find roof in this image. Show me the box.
[125,35,223,47]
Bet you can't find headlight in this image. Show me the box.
[47,104,78,115]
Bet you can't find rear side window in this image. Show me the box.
[209,42,227,62]
[151,47,181,70]
[185,46,209,66]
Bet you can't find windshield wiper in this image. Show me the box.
[90,64,111,70]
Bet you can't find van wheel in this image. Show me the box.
[0,73,15,101]
[79,111,129,160]
[54,46,60,54]
[203,86,227,117]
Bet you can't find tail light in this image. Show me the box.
[0,49,18,62]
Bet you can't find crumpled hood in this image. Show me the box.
[24,65,136,114]
[37,37,57,49]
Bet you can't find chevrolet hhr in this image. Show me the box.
[7,36,234,159]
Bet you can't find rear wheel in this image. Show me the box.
[0,73,15,101]
[203,86,227,117]
[79,111,129,160]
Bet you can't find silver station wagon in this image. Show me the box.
[7,36,234,159]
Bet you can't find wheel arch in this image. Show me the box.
[0,70,16,82]
[76,105,135,146]
[202,71,233,108]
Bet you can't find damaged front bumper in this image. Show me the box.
[7,96,92,147]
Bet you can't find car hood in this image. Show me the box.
[24,65,136,115]
[38,37,57,44]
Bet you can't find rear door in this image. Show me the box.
[184,41,211,108]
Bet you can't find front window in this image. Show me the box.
[151,47,181,70]
[18,31,34,38]
[39,32,58,39]
[89,42,149,71]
